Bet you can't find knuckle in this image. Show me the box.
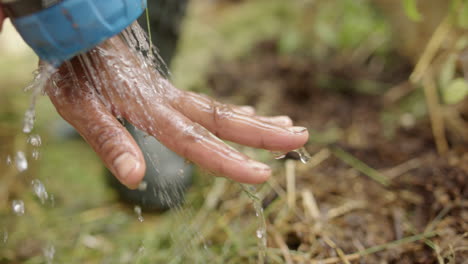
[87,123,127,160]
[177,123,209,144]
[212,104,233,124]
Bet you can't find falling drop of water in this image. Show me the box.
[252,199,267,259]
[22,64,56,134]
[294,147,311,164]
[15,151,28,172]
[138,181,148,191]
[255,206,263,217]
[32,179,49,204]
[2,229,7,244]
[134,205,144,222]
[32,149,40,160]
[271,151,287,160]
[256,229,264,239]
[27,134,42,147]
[23,109,35,134]
[240,184,267,263]
[12,200,25,216]
[136,245,145,258]
[177,169,184,177]
[6,155,12,166]
[50,194,56,207]
[43,244,55,264]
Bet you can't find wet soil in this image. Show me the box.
[207,40,468,263]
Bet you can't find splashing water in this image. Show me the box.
[137,181,148,191]
[27,134,42,147]
[134,205,144,222]
[32,179,49,204]
[28,134,42,160]
[43,244,55,264]
[2,229,7,244]
[256,229,264,239]
[134,245,146,261]
[32,149,40,160]
[23,64,56,134]
[12,200,25,216]
[15,151,28,172]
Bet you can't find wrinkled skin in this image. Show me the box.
[2,12,308,188]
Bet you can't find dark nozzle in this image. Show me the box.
[1,0,63,18]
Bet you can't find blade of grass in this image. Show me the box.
[273,232,437,263]
[331,146,390,186]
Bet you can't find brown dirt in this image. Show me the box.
[207,40,468,263]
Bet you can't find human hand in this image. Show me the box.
[45,33,308,189]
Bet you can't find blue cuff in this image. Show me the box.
[12,0,147,66]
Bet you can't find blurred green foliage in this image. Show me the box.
[402,0,423,22]
[312,0,390,53]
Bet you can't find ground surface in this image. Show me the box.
[206,39,468,263]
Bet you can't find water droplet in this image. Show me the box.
[271,151,287,160]
[32,179,48,204]
[2,230,7,244]
[137,181,147,191]
[294,147,311,164]
[32,149,40,160]
[255,207,263,217]
[6,155,12,166]
[27,134,42,147]
[134,205,144,222]
[22,64,55,135]
[256,229,265,239]
[43,244,55,264]
[50,194,56,207]
[23,109,35,134]
[177,169,184,176]
[12,200,25,216]
[240,183,267,262]
[15,151,28,172]
[136,245,145,256]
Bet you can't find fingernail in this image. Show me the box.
[271,116,293,125]
[113,153,139,181]
[288,126,307,134]
[239,106,255,114]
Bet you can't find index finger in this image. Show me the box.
[173,91,309,151]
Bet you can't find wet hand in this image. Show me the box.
[45,32,308,189]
